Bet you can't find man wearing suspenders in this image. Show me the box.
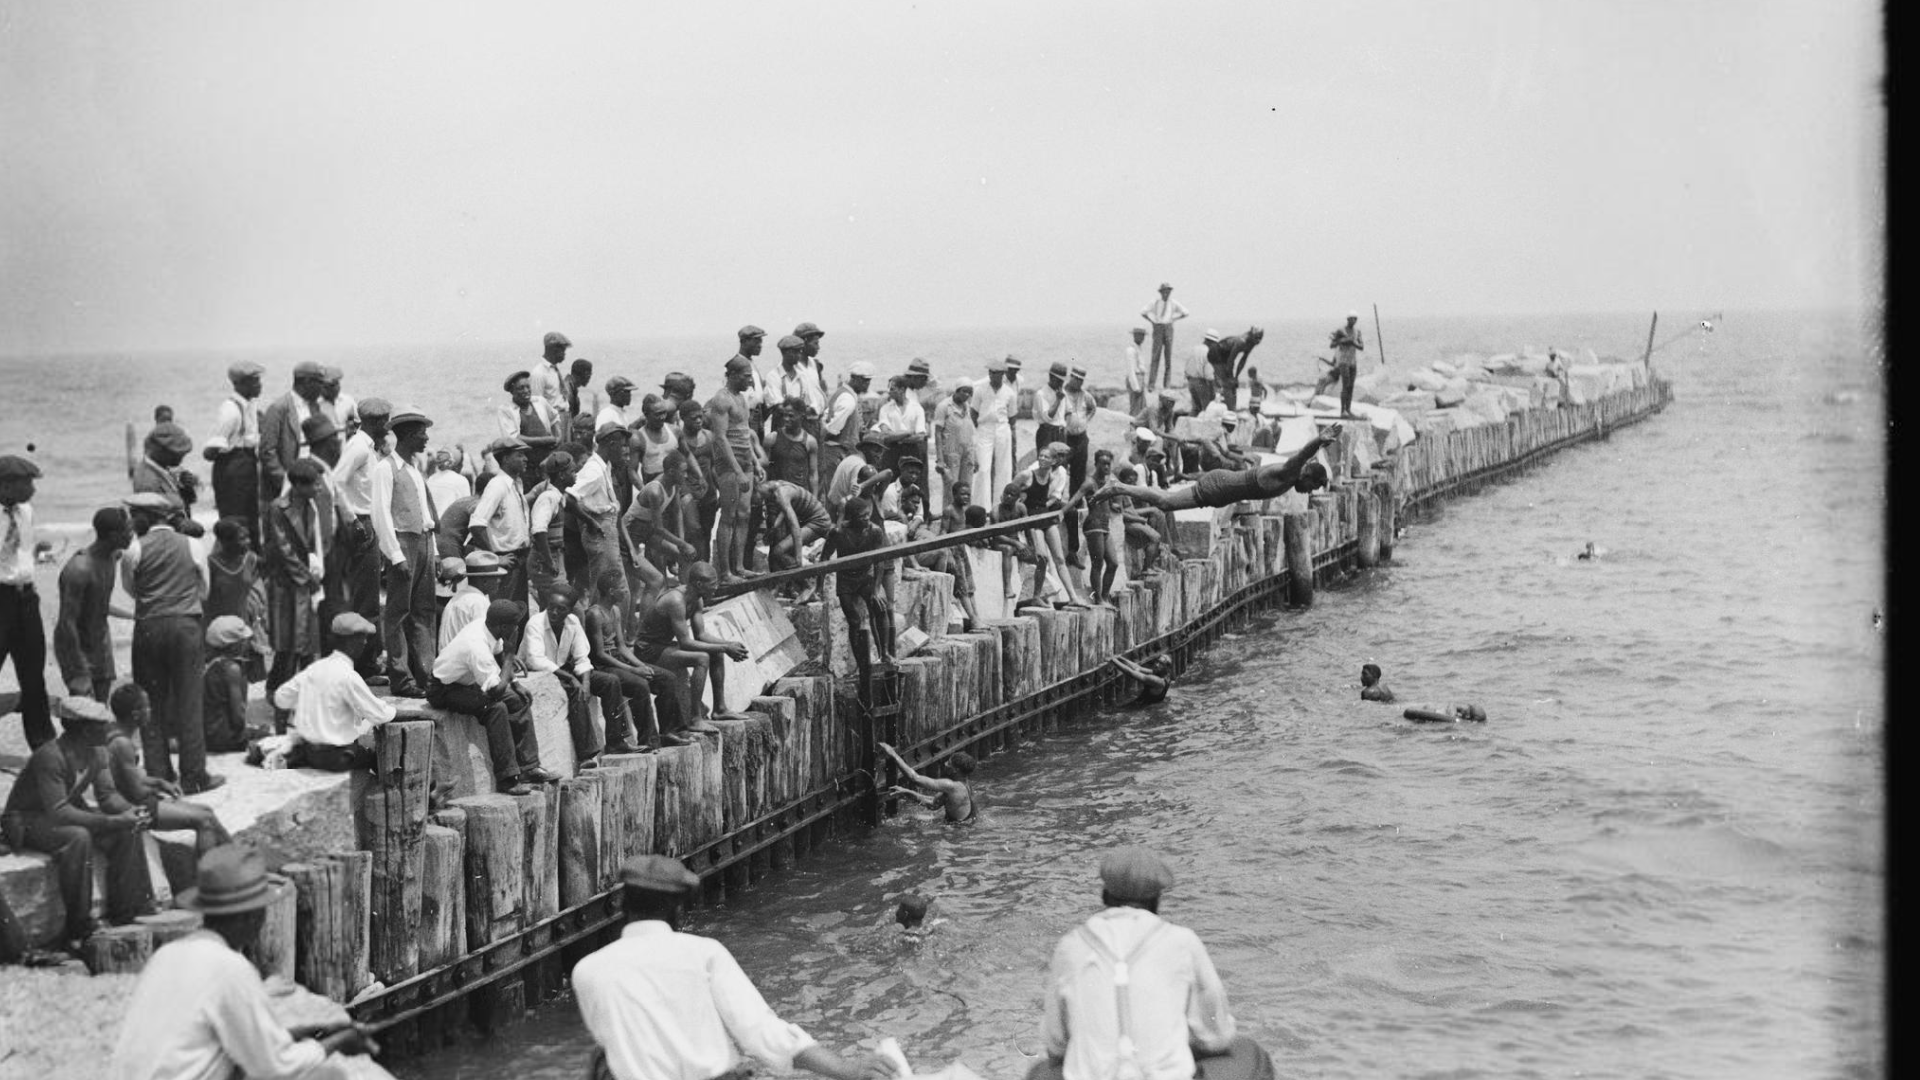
[1037,846,1270,1080]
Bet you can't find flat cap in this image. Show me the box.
[205,615,254,649]
[1133,427,1159,443]
[227,360,265,381]
[300,414,340,446]
[661,372,694,390]
[485,599,525,624]
[1067,365,1088,380]
[55,696,115,725]
[793,322,824,338]
[605,375,636,392]
[0,454,43,480]
[849,361,876,379]
[619,854,700,895]
[146,423,192,456]
[1045,441,1070,457]
[320,365,343,382]
[776,334,805,351]
[293,360,327,379]
[123,492,177,513]
[544,331,572,348]
[330,612,377,637]
[503,370,533,392]
[594,422,628,443]
[355,396,393,419]
[986,359,1006,373]
[487,437,531,458]
[906,357,932,375]
[463,551,507,577]
[437,556,468,580]
[737,325,766,340]
[724,355,755,376]
[1099,845,1175,902]
[389,408,432,429]
[1203,329,1221,343]
[1159,281,1173,290]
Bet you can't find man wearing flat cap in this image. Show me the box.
[259,360,328,506]
[272,611,397,771]
[372,408,439,697]
[262,458,350,727]
[732,325,771,426]
[498,370,561,474]
[133,422,206,538]
[202,360,266,543]
[0,454,56,748]
[574,855,896,1080]
[333,397,392,679]
[120,490,224,793]
[111,844,388,1080]
[470,435,535,628]
[531,330,574,440]
[1036,846,1253,1080]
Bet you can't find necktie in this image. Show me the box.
[2,506,18,574]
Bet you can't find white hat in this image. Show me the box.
[1347,310,1359,319]
[1202,329,1221,343]
[1133,426,1158,443]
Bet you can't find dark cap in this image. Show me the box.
[662,372,694,390]
[619,854,700,895]
[737,325,767,340]
[776,334,805,351]
[544,331,572,349]
[487,436,531,456]
[300,414,340,446]
[605,375,636,393]
[793,322,824,338]
[356,396,393,419]
[1099,845,1175,902]
[227,360,265,381]
[485,599,525,624]
[504,370,533,392]
[390,408,432,430]
[1047,361,1069,378]
[293,360,327,380]
[595,422,628,443]
[724,355,755,376]
[145,422,192,457]
[0,455,42,481]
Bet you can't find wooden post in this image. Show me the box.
[135,909,203,948]
[83,924,152,974]
[286,856,367,1001]
[509,788,558,924]
[1354,486,1379,568]
[419,822,465,968]
[1284,511,1314,607]
[450,794,525,948]
[245,873,298,984]
[1642,311,1658,366]
[558,775,604,910]
[1373,303,1387,366]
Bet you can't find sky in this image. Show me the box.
[0,1,1884,354]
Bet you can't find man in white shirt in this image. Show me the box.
[332,397,391,680]
[0,454,54,748]
[372,409,440,697]
[599,376,641,433]
[872,377,928,473]
[574,424,631,616]
[521,581,639,761]
[201,360,265,543]
[439,551,506,649]
[469,435,534,615]
[819,362,872,485]
[1140,282,1189,390]
[272,613,397,772]
[530,330,574,442]
[110,845,388,1080]
[1038,846,1255,1080]
[429,599,557,796]
[1124,327,1149,416]
[972,361,1018,512]
[497,372,561,475]
[574,855,896,1080]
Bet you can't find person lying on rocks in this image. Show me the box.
[1094,422,1343,512]
[1110,652,1175,705]
[877,743,978,825]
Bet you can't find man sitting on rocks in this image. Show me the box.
[271,612,397,772]
[106,683,232,855]
[430,599,559,796]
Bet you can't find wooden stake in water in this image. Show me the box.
[1642,311,1658,365]
[1373,303,1387,366]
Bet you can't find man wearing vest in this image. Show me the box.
[372,408,439,698]
[820,362,873,492]
[121,492,224,793]
[1037,846,1269,1080]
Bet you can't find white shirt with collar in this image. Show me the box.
[118,524,210,596]
[271,649,397,747]
[438,586,492,651]
[371,451,434,565]
[1042,906,1237,1080]
[472,472,531,552]
[1141,296,1190,326]
[521,611,592,677]
[530,359,570,416]
[202,393,261,453]
[573,920,819,1080]
[332,429,384,517]
[572,451,619,518]
[432,615,506,691]
[0,500,34,586]
[873,396,927,436]
[973,377,1018,429]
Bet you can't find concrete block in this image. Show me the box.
[151,750,366,875]
[525,673,578,781]
[695,589,807,714]
[968,547,1009,621]
[0,851,64,950]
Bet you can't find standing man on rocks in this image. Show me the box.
[707,356,762,584]
[531,331,574,444]
[333,396,392,681]
[0,454,54,748]
[201,360,265,543]
[820,361,873,490]
[733,325,771,430]
[121,492,223,792]
[497,370,561,475]
[372,408,439,697]
[574,423,632,614]
[973,359,1018,512]
[1059,366,1097,569]
[1124,327,1150,416]
[131,422,205,538]
[1317,312,1366,418]
[469,436,535,617]
[258,359,326,504]
[1140,282,1189,390]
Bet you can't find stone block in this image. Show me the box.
[967,548,1009,622]
[151,750,366,875]
[0,851,64,951]
[695,590,807,715]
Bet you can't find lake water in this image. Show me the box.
[1,311,1885,1077]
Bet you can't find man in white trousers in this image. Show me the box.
[972,358,1018,510]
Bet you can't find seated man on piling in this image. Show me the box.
[429,599,560,795]
[0,697,155,947]
[106,683,232,856]
[987,477,1051,611]
[1095,421,1344,513]
[1035,846,1266,1080]
[438,550,508,649]
[902,485,979,633]
[110,845,389,1080]
[574,855,897,1080]
[1359,663,1395,703]
[1109,652,1176,706]
[271,612,398,771]
[523,582,642,761]
[877,743,978,825]
[1111,465,1173,573]
[585,567,671,751]
[631,562,750,735]
[820,496,896,696]
[627,449,698,588]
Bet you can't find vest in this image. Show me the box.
[390,458,427,534]
[133,529,203,620]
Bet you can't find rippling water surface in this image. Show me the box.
[13,311,1879,1078]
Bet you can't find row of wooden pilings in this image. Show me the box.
[157,379,1668,1060]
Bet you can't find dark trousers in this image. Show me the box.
[287,740,373,772]
[557,669,633,757]
[1062,432,1089,558]
[2,813,153,939]
[1148,323,1175,387]
[595,666,661,746]
[382,532,437,688]
[426,680,538,784]
[133,615,207,785]
[344,517,382,676]
[0,584,53,748]
[211,450,260,545]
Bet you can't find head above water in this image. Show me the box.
[1360,663,1382,686]
[895,893,931,930]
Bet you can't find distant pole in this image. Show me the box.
[124,422,137,481]
[1373,303,1387,366]
[1642,311,1659,365]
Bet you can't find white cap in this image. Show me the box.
[1202,328,1221,343]
[1347,310,1359,319]
[1133,426,1158,442]
[849,361,876,379]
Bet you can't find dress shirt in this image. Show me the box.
[109,931,332,1080]
[202,393,261,452]
[1042,906,1236,1080]
[873,397,928,436]
[438,587,491,650]
[573,383,604,423]
[521,612,592,677]
[530,485,567,542]
[1062,390,1096,436]
[332,430,383,516]
[826,454,868,509]
[426,469,471,512]
[432,615,506,691]
[530,359,570,416]
[272,649,396,747]
[572,452,620,517]
[1140,297,1190,326]
[371,452,434,564]
[973,379,1018,429]
[1184,344,1212,381]
[822,385,861,437]
[597,402,638,432]
[1,500,34,585]
[321,392,357,429]
[573,920,819,1080]
[1125,345,1147,393]
[472,473,531,552]
[497,398,558,441]
[768,362,826,414]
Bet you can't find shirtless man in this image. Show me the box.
[706,357,762,582]
[1096,422,1343,512]
[877,743,977,825]
[1359,663,1395,702]
[55,507,135,700]
[757,478,833,573]
[622,449,693,615]
[583,567,666,750]
[630,562,749,731]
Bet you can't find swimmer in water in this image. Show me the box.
[1359,663,1394,703]
[1110,652,1175,705]
[1576,542,1597,561]
[894,893,946,938]
[879,743,978,824]
[1402,704,1487,724]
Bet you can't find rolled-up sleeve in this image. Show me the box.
[209,963,330,1079]
[1184,934,1236,1054]
[1042,942,1073,1060]
[708,945,818,1071]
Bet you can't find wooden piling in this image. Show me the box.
[1284,511,1315,607]
[1355,486,1380,568]
[558,776,603,909]
[83,924,152,974]
[285,852,372,1001]
[245,873,298,983]
[135,909,202,948]
[419,823,465,968]
[450,794,525,948]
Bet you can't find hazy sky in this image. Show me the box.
[1,1,1882,354]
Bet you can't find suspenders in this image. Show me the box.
[1075,921,1168,1080]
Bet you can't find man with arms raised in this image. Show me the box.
[1095,423,1343,513]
